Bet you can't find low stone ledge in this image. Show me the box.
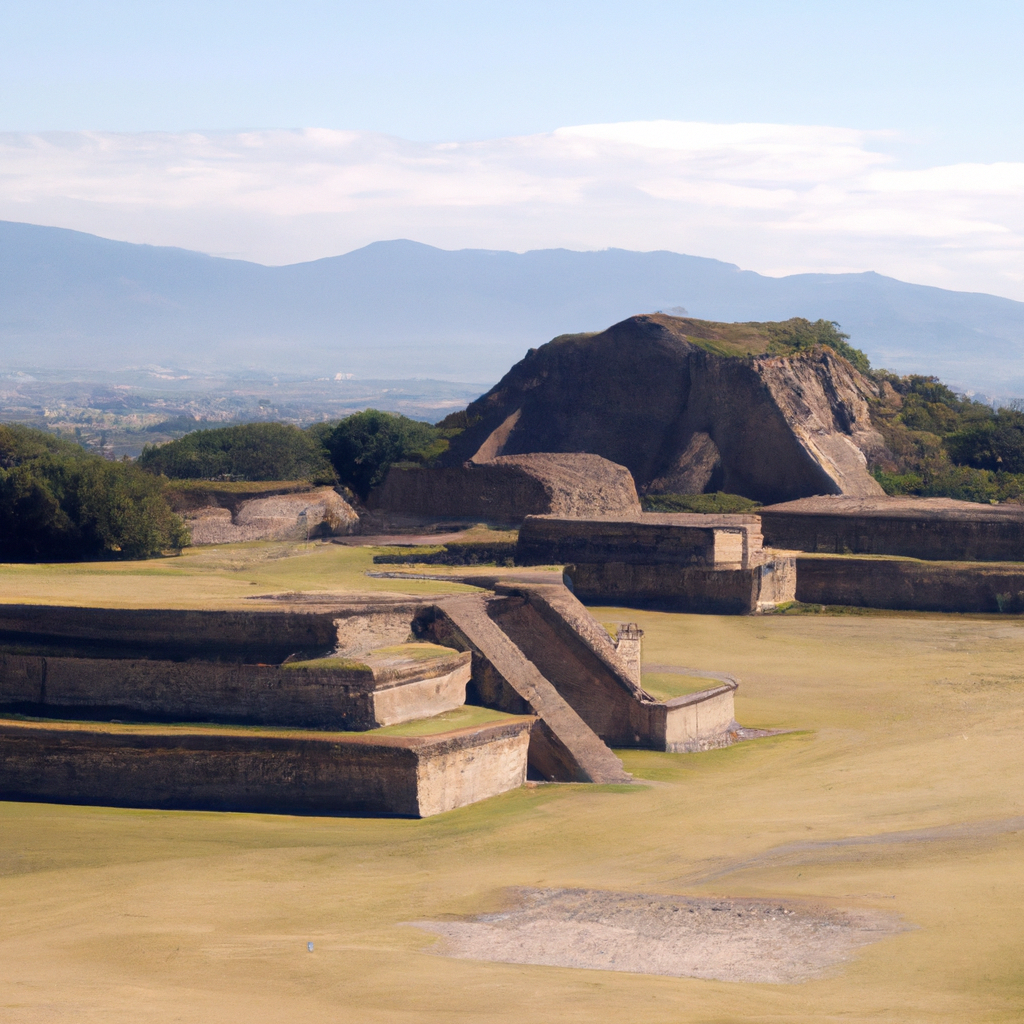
[0,717,533,818]
[795,554,1024,613]
[650,682,738,753]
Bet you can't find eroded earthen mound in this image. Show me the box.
[441,314,891,504]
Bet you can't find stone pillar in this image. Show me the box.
[615,623,644,685]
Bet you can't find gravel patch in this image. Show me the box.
[411,887,905,983]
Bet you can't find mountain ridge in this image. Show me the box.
[2,220,1022,397]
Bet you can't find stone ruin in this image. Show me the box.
[506,496,1024,615]
[517,513,796,613]
[0,581,743,817]
[173,486,360,545]
[365,452,642,530]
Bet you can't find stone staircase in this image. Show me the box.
[431,594,631,784]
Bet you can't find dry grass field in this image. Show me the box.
[2,543,1024,1021]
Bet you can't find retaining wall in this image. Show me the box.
[0,601,432,662]
[795,555,1024,613]
[0,649,470,730]
[565,557,796,613]
[516,513,764,568]
[0,718,532,818]
[643,684,738,753]
[760,496,1024,562]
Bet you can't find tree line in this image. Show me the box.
[0,424,189,562]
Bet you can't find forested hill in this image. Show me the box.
[2,220,1023,398]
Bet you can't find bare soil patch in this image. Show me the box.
[412,887,905,984]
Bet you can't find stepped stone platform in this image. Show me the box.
[516,514,796,613]
[0,573,756,815]
[760,496,1024,562]
[0,642,471,731]
[0,716,532,818]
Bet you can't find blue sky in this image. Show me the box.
[1,1,1022,298]
[3,0,1022,162]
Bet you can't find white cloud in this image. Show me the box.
[0,122,1022,299]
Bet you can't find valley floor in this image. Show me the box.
[1,543,1023,1021]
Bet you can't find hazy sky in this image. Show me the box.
[2,1,1023,297]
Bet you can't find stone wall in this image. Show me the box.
[565,557,796,614]
[0,648,470,730]
[760,496,1024,562]
[795,555,1024,613]
[0,604,343,661]
[368,453,641,524]
[516,513,765,568]
[0,601,433,663]
[645,684,738,753]
[0,718,532,818]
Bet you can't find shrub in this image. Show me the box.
[763,319,871,373]
[868,376,1024,503]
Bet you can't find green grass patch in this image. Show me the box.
[640,672,722,700]
[641,491,761,514]
[373,705,520,736]
[368,643,458,661]
[281,656,370,672]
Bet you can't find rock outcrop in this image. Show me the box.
[183,487,359,544]
[367,452,642,525]
[441,314,889,504]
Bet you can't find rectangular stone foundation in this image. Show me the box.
[565,557,796,614]
[0,717,533,818]
[516,513,764,568]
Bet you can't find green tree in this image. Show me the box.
[320,410,445,500]
[0,425,189,562]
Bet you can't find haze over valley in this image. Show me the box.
[4,220,1024,403]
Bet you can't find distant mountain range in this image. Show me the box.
[2,220,1023,398]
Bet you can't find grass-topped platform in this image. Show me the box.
[0,708,534,818]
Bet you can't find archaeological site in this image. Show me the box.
[2,311,1022,824]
